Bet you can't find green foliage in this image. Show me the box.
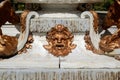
[93,0,114,11]
[17,3,25,10]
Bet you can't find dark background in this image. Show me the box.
[10,0,114,11]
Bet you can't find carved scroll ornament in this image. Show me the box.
[44,24,76,57]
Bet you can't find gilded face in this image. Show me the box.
[44,24,76,57]
[51,33,68,50]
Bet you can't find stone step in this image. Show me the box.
[0,68,119,80]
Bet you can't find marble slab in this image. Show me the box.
[60,33,120,69]
[1,25,120,69]
[0,26,59,68]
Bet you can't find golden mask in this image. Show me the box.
[44,24,76,57]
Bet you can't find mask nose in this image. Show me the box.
[58,38,62,43]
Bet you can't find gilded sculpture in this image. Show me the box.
[44,24,76,57]
[0,0,19,35]
[18,32,34,54]
[84,0,120,59]
[0,0,33,58]
[0,35,18,58]
[99,0,120,53]
[0,0,19,58]
[20,10,30,33]
[84,31,104,54]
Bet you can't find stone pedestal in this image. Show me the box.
[1,0,120,80]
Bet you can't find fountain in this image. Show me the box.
[0,0,120,80]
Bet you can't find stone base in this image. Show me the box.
[0,32,120,69]
[0,68,120,80]
[1,11,120,79]
[1,11,120,69]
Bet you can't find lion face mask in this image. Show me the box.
[43,24,76,57]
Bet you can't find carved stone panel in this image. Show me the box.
[30,18,90,33]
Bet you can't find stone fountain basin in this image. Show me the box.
[15,0,103,3]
